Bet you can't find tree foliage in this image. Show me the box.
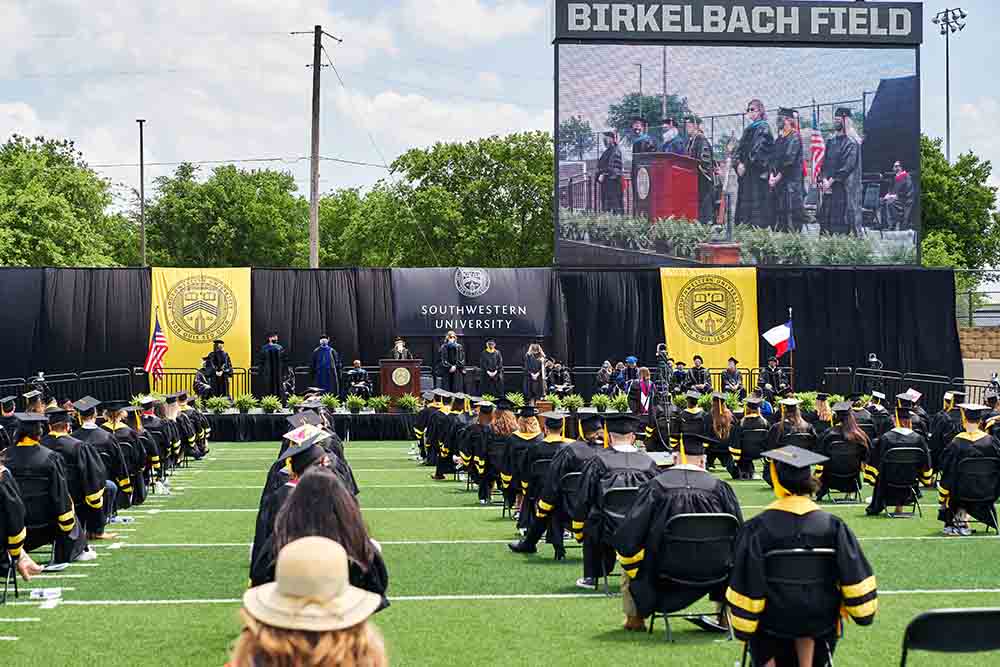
[558,116,596,161]
[607,92,692,145]
[0,135,135,266]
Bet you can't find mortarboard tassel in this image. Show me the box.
[770,461,791,499]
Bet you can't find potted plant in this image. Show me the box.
[590,393,611,413]
[193,397,205,412]
[346,394,366,414]
[320,393,341,412]
[260,395,281,414]
[286,395,303,410]
[130,395,143,407]
[480,394,497,404]
[505,392,526,409]
[562,394,585,414]
[396,393,420,413]
[205,396,230,415]
[544,393,563,411]
[233,394,257,414]
[672,393,688,410]
[368,395,390,413]
[610,392,630,413]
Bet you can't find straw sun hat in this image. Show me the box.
[243,536,381,632]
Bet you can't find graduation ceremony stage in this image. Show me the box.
[205,411,417,442]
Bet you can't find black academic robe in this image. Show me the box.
[814,428,869,497]
[257,343,288,399]
[727,414,771,479]
[522,355,545,401]
[73,425,132,509]
[770,129,806,232]
[5,439,87,563]
[105,423,148,506]
[346,368,371,398]
[438,343,465,393]
[502,432,544,508]
[758,367,786,395]
[735,120,774,228]
[140,413,169,479]
[929,407,962,471]
[479,349,505,398]
[194,369,212,400]
[685,367,711,393]
[571,448,658,547]
[868,404,894,438]
[40,433,108,531]
[865,427,932,515]
[686,132,716,223]
[250,480,295,586]
[0,415,17,449]
[888,171,915,230]
[535,439,602,522]
[206,350,234,398]
[727,497,877,664]
[612,467,742,617]
[596,144,624,213]
[937,431,1000,529]
[0,469,27,565]
[678,407,708,453]
[818,133,861,236]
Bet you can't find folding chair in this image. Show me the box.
[558,472,584,552]
[781,431,818,453]
[736,429,769,479]
[601,486,640,595]
[821,440,866,504]
[954,457,1000,535]
[879,447,926,518]
[741,548,841,667]
[647,513,740,641]
[899,607,1000,666]
[859,422,878,444]
[1,551,17,605]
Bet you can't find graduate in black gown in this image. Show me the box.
[522,343,546,403]
[257,332,288,400]
[509,411,572,554]
[817,108,862,236]
[727,446,878,666]
[769,107,807,233]
[937,403,1000,536]
[865,399,932,516]
[613,431,742,632]
[479,339,504,398]
[571,414,658,590]
[103,403,149,506]
[0,395,17,451]
[727,397,770,479]
[929,391,963,472]
[437,331,465,393]
[41,408,111,539]
[505,405,545,527]
[735,99,774,228]
[139,396,169,484]
[72,397,132,517]
[206,339,234,398]
[883,160,914,230]
[0,462,46,582]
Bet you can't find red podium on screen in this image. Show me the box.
[632,152,699,222]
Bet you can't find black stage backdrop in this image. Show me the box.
[0,268,45,379]
[0,267,965,391]
[756,267,963,389]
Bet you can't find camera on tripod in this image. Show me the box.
[868,353,883,371]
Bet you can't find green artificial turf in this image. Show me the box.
[3,440,999,666]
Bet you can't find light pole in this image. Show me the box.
[136,119,146,266]
[933,7,967,163]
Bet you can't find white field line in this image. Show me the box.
[29,574,89,579]
[171,484,458,490]
[10,588,1000,607]
[0,636,19,641]
[165,469,430,474]
[0,618,40,622]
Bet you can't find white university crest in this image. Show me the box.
[454,268,491,298]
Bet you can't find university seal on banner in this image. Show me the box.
[454,268,491,298]
[164,275,238,343]
[674,274,743,345]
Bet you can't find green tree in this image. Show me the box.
[0,135,132,266]
[557,116,596,161]
[607,92,692,146]
[144,163,309,267]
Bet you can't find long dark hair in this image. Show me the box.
[778,404,810,438]
[273,467,374,571]
[836,409,870,449]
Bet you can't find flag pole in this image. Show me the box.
[788,306,794,391]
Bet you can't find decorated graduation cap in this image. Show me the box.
[764,445,829,497]
[540,411,565,430]
[871,391,886,402]
[138,395,160,408]
[14,412,48,425]
[45,408,72,425]
[779,397,801,407]
[903,388,922,403]
[298,400,323,411]
[22,389,42,401]
[777,107,797,118]
[603,412,641,435]
[834,107,853,118]
[279,439,327,476]
[73,396,101,415]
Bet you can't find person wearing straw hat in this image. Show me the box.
[937,403,1000,536]
[233,536,387,667]
[728,446,878,666]
[613,425,742,632]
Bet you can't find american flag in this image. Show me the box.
[809,106,826,183]
[144,314,169,379]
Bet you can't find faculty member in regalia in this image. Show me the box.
[596,131,624,214]
[818,107,862,236]
[257,332,288,400]
[735,99,774,228]
[770,107,807,233]
[685,116,716,224]
[310,334,341,397]
[207,339,234,398]
[438,331,465,393]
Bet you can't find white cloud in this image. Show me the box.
[400,0,544,49]
[0,103,46,140]
[477,71,503,94]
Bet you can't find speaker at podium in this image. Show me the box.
[632,152,699,222]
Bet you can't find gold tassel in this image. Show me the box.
[560,420,566,439]
[603,423,609,448]
[578,420,584,442]
[679,434,687,465]
[770,461,790,499]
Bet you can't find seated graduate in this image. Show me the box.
[484,398,517,503]
[767,398,817,452]
[177,391,210,457]
[814,401,870,500]
[138,396,170,488]
[865,391,894,438]
[704,392,734,471]
[508,405,545,529]
[73,396,132,515]
[727,396,770,480]
[434,393,474,481]
[612,432,743,632]
[234,537,387,667]
[727,446,878,667]
[6,412,94,563]
[929,391,963,472]
[937,402,1000,536]
[103,401,147,507]
[22,389,45,415]
[253,467,390,612]
[250,431,332,586]
[865,397,932,516]
[984,390,1000,426]
[412,391,438,463]
[424,389,454,474]
[0,459,43,581]
[571,413,658,590]
[509,411,605,557]
[41,408,113,540]
[461,400,494,501]
[803,393,835,438]
[678,390,708,452]
[346,360,371,400]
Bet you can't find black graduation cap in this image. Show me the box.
[685,390,702,400]
[693,354,703,363]
[745,397,763,408]
[494,398,516,412]
[286,411,323,429]
[577,410,604,433]
[777,107,796,118]
[22,390,41,401]
[894,404,913,419]
[123,406,142,415]
[711,392,726,401]
[679,433,706,456]
[832,401,853,414]
[834,107,852,118]
[0,395,16,409]
[176,391,189,402]
[45,408,72,425]
[299,400,323,411]
[516,405,539,419]
[540,411,565,429]
[764,445,828,470]
[103,400,129,412]
[421,391,435,401]
[845,392,863,403]
[279,441,326,475]
[477,401,496,414]
[816,393,830,401]
[958,403,990,422]
[164,394,178,405]
[14,412,48,425]
[604,412,641,435]
[767,356,778,363]
[728,357,739,365]
[950,391,966,400]
[73,396,101,414]
[213,339,225,345]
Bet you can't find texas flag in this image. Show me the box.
[763,320,796,358]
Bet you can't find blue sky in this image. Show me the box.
[0,0,997,202]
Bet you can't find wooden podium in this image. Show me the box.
[379,359,422,403]
[632,152,699,221]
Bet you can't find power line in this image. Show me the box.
[88,155,387,169]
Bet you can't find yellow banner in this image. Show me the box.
[150,267,252,370]
[660,267,759,371]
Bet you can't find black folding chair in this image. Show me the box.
[529,458,552,499]
[737,429,769,479]
[1,551,17,605]
[600,486,640,595]
[822,440,866,503]
[781,431,818,453]
[954,457,1000,535]
[647,513,741,641]
[879,447,927,518]
[900,607,1000,666]
[15,472,59,565]
[558,472,584,552]
[741,548,841,667]
[859,422,878,444]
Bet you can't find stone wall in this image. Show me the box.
[959,327,1000,360]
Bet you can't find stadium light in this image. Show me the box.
[934,7,968,162]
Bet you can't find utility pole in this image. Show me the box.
[661,46,667,120]
[933,7,968,163]
[309,24,322,268]
[137,118,146,266]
